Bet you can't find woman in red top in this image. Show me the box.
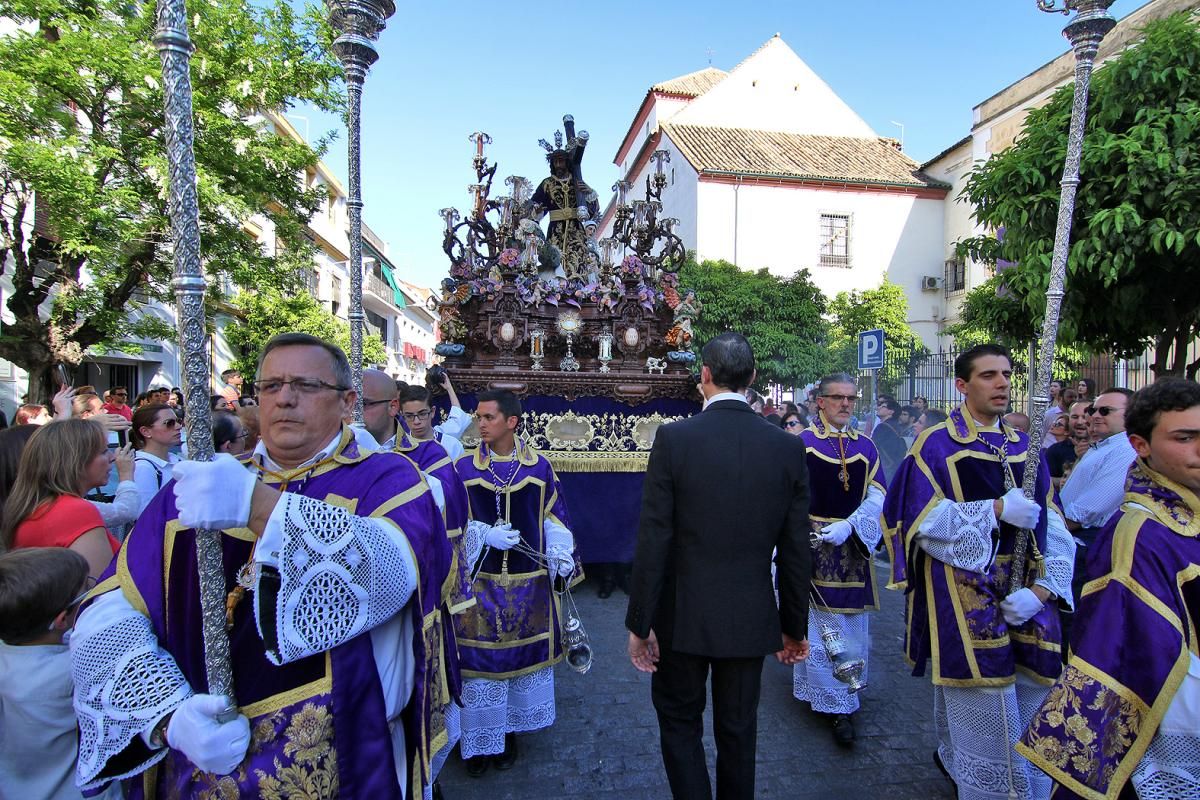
[1,418,120,578]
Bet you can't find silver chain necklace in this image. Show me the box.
[486,452,520,522]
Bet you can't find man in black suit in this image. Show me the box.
[626,332,812,800]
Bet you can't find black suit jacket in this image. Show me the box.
[625,399,811,658]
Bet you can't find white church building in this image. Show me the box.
[597,35,950,348]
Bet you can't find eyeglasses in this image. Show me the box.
[158,417,180,429]
[401,409,432,422]
[363,398,395,408]
[256,378,349,395]
[51,576,98,629]
[820,394,856,403]
[784,419,803,428]
[113,392,127,397]
[1085,405,1125,417]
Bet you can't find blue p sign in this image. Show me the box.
[858,329,885,370]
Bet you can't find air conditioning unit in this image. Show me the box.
[921,275,942,291]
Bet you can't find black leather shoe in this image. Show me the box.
[464,755,489,777]
[431,780,444,799]
[832,714,856,746]
[597,579,615,599]
[492,733,519,770]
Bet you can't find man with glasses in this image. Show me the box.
[793,373,886,746]
[1045,400,1092,489]
[101,386,132,422]
[71,333,456,800]
[1059,388,1136,613]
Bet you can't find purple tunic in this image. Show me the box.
[881,406,1062,686]
[1018,461,1200,799]
[393,432,474,616]
[802,414,887,612]
[453,440,578,679]
[87,428,454,799]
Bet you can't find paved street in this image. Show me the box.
[437,568,956,799]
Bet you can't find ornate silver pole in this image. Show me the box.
[153,0,234,708]
[1011,0,1115,593]
[326,0,395,422]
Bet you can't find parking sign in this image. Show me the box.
[858,329,885,370]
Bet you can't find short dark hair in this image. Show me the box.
[817,373,857,395]
[921,409,948,427]
[221,369,240,380]
[257,333,352,390]
[399,385,432,407]
[0,547,89,643]
[1098,387,1134,401]
[211,410,242,451]
[901,404,919,419]
[701,332,755,391]
[1126,378,1200,442]
[878,399,901,414]
[477,389,522,420]
[954,344,1012,381]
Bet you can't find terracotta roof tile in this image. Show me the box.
[651,67,727,98]
[664,123,949,189]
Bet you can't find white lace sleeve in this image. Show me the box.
[847,484,885,551]
[253,493,418,666]
[464,519,488,570]
[71,590,193,788]
[90,480,140,529]
[1133,653,1200,799]
[916,498,1000,573]
[1035,508,1076,608]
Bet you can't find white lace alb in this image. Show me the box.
[256,493,416,665]
[72,605,193,788]
[918,499,1000,573]
[459,668,556,758]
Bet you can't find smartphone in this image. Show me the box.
[55,364,70,388]
[107,431,120,450]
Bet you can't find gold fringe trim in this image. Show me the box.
[543,451,650,473]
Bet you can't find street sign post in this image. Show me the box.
[858,329,885,433]
[858,329,885,370]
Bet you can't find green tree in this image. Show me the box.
[678,256,830,388]
[223,290,387,379]
[957,12,1200,377]
[0,0,343,401]
[824,280,926,396]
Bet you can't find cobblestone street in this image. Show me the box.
[437,568,956,799]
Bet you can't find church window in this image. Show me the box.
[819,213,851,268]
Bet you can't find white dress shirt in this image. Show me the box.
[1060,432,1137,529]
[702,391,750,410]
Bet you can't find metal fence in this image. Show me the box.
[848,346,1162,417]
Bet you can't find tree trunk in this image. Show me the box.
[23,360,58,406]
[1152,331,1176,376]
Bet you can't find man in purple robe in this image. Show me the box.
[70,334,455,800]
[793,373,886,746]
[360,368,474,799]
[452,389,581,776]
[882,344,1075,800]
[1019,378,1200,799]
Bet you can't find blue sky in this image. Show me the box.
[297,0,1138,290]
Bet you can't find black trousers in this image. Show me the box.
[650,642,764,800]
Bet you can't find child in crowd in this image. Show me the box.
[0,547,119,799]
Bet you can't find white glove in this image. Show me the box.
[998,488,1040,529]
[817,519,853,547]
[546,545,575,578]
[349,422,380,453]
[484,521,521,551]
[1000,587,1045,626]
[165,694,251,775]
[173,453,256,530]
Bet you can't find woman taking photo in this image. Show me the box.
[131,403,182,514]
[1,419,120,578]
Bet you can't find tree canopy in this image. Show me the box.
[957,12,1200,376]
[223,290,387,380]
[0,0,343,400]
[678,257,829,389]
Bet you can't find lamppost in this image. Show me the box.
[153,0,234,707]
[326,0,395,421]
[1011,0,1116,592]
